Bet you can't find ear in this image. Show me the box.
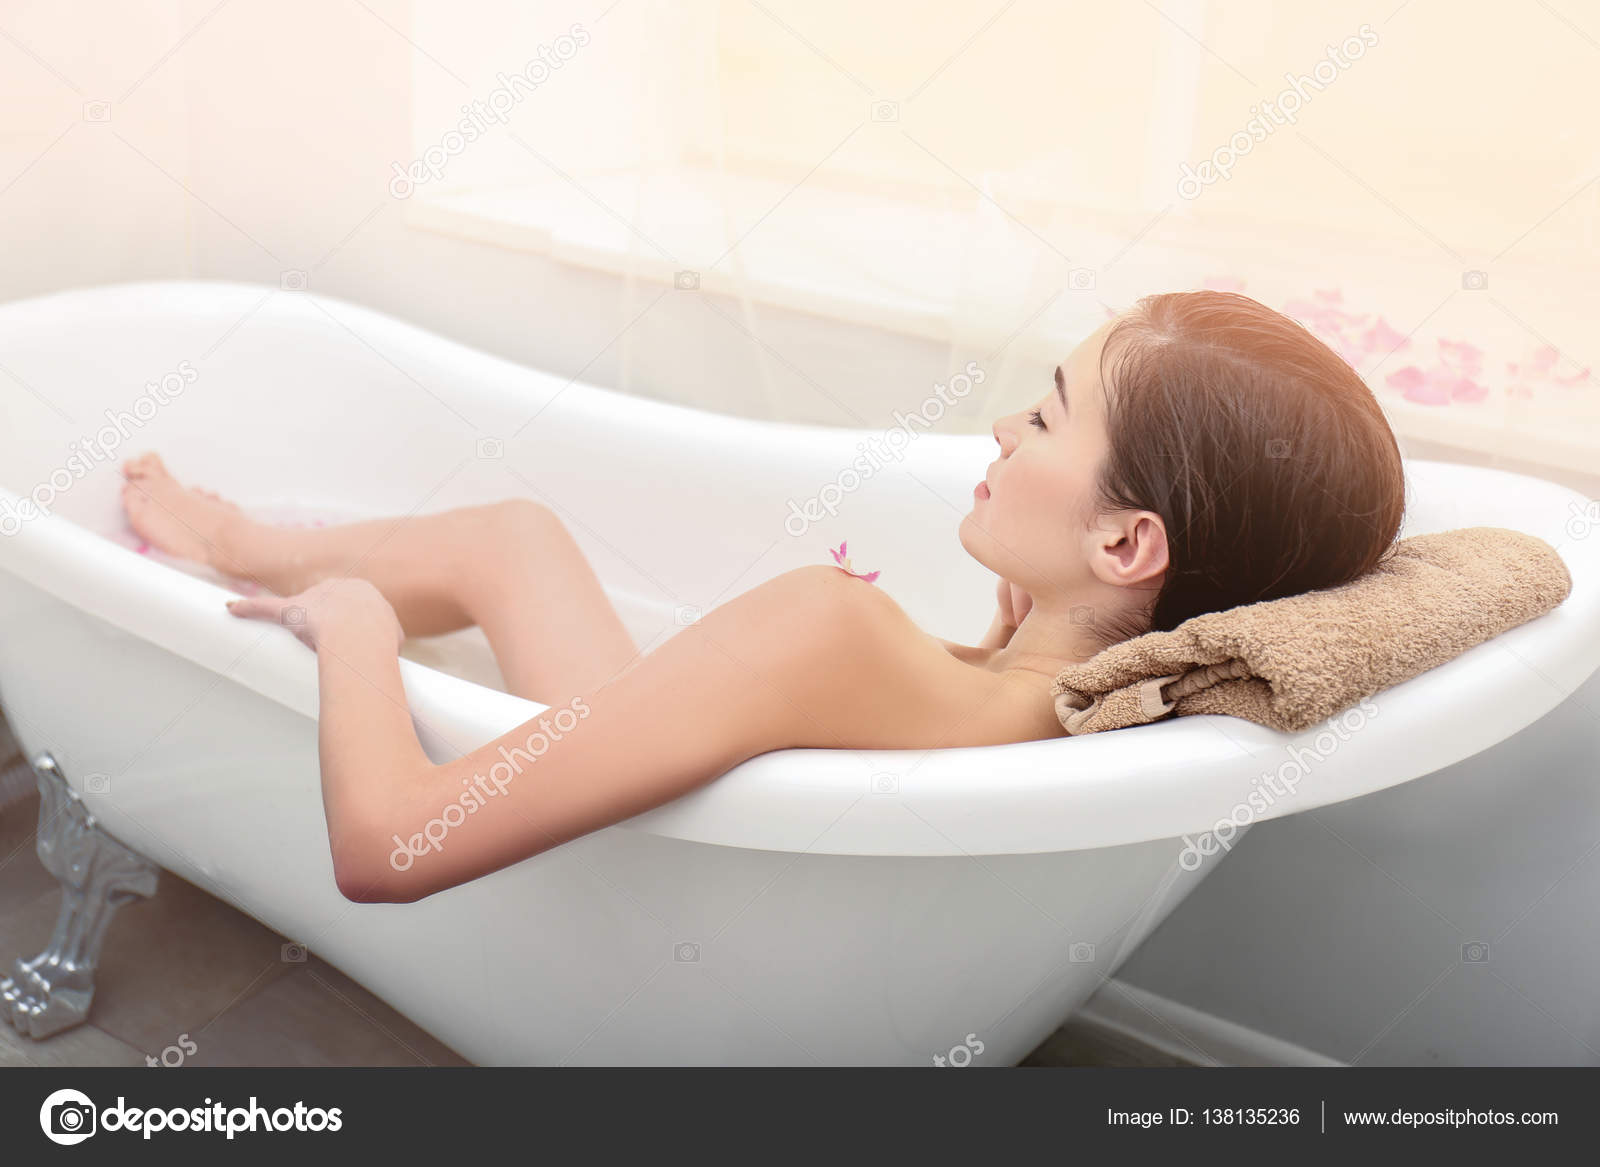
[1089,511,1168,588]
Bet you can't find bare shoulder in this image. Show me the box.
[726,565,1063,749]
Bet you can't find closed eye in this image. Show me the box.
[1026,408,1046,430]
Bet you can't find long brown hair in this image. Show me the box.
[1093,290,1406,640]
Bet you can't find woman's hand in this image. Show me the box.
[226,578,403,652]
[995,578,1034,629]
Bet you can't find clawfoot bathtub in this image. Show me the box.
[0,282,1596,1065]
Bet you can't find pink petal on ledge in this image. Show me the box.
[1438,338,1484,373]
[1393,365,1454,405]
[1530,345,1561,374]
[1450,375,1488,403]
[1363,318,1410,354]
[830,541,848,566]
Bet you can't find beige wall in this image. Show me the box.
[2,0,1596,488]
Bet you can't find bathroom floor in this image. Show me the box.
[0,765,1118,1068]
[0,784,471,1069]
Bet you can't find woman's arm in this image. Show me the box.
[232,565,959,904]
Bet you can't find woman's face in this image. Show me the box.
[959,319,1120,599]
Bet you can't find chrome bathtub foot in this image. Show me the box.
[0,753,158,1039]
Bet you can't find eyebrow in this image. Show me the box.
[1054,365,1068,413]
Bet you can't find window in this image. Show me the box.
[401,0,1599,474]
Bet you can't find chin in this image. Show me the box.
[955,512,991,568]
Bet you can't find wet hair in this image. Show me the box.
[1092,290,1406,642]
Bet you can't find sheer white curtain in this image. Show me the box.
[409,0,1599,471]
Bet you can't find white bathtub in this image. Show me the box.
[0,281,1596,1065]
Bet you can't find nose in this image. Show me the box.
[991,412,1020,457]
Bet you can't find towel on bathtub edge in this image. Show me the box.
[1049,526,1574,736]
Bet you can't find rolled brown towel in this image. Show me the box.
[1050,526,1573,735]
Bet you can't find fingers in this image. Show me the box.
[225,594,285,622]
[1012,583,1035,622]
[995,577,1015,625]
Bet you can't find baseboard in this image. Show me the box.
[1066,978,1345,1067]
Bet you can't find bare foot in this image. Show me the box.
[120,453,247,571]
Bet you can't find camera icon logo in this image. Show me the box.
[83,101,111,123]
[870,772,899,794]
[871,100,899,122]
[1565,499,1600,542]
[1265,438,1292,459]
[281,606,306,627]
[1461,941,1490,963]
[1069,604,1095,626]
[84,773,112,795]
[673,270,700,291]
[40,1088,97,1145]
[674,941,700,963]
[1068,268,1097,291]
[1461,270,1488,291]
[280,270,308,292]
[1069,941,1096,963]
[476,437,504,460]
[674,604,702,626]
[282,941,308,963]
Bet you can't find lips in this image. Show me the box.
[975,462,997,500]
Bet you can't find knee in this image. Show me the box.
[481,498,565,549]
[485,497,557,530]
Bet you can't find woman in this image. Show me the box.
[118,291,1405,903]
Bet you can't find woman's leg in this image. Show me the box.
[120,454,639,701]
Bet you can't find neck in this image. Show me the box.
[985,593,1132,675]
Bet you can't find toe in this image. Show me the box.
[126,452,168,480]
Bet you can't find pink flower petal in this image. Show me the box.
[827,540,879,582]
[1386,366,1426,391]
[1450,376,1488,403]
[1363,318,1410,353]
[1398,366,1454,405]
[1437,338,1484,373]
